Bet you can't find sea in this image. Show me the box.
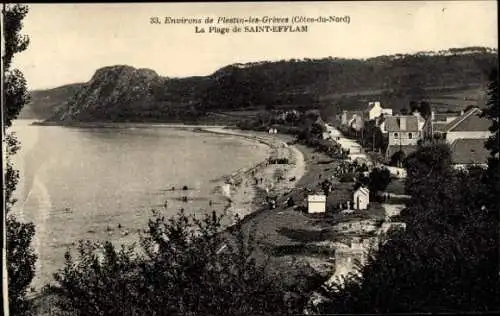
[9,120,270,290]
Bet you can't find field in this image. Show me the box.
[318,84,488,121]
[426,86,488,112]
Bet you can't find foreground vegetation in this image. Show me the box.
[40,211,308,316]
[4,4,37,316]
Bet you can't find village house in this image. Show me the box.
[366,101,393,121]
[422,107,492,168]
[438,107,492,144]
[412,111,426,131]
[353,186,369,210]
[383,115,421,162]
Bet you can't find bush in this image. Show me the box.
[339,173,356,183]
[48,209,307,316]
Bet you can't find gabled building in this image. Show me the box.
[412,111,426,131]
[422,107,492,168]
[439,107,492,144]
[384,115,421,162]
[366,101,393,121]
[385,115,421,146]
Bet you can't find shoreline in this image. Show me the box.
[26,118,308,227]
[198,127,307,227]
[30,120,229,129]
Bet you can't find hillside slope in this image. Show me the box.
[33,47,497,123]
[19,83,84,119]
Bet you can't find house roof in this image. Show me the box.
[450,138,490,165]
[366,101,381,111]
[354,187,369,196]
[444,107,491,132]
[386,145,419,160]
[384,116,420,132]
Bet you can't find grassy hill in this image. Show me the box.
[23,47,498,122]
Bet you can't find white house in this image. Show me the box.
[367,101,393,120]
[307,194,327,213]
[353,186,369,210]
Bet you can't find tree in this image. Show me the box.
[2,4,37,316]
[321,179,333,196]
[481,67,500,225]
[418,101,431,120]
[310,122,325,137]
[367,167,391,199]
[409,100,419,113]
[389,150,406,167]
[46,209,305,315]
[481,68,499,159]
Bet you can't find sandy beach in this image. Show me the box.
[200,127,307,224]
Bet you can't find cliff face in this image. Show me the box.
[50,65,165,122]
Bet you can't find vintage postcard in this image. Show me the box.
[2,2,498,315]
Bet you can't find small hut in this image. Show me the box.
[353,186,369,210]
[307,194,327,214]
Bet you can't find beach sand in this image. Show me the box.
[201,127,306,224]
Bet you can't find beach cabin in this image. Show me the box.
[353,187,369,210]
[221,184,231,198]
[307,194,326,214]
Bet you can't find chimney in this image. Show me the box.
[400,116,407,130]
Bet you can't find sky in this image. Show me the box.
[9,1,499,90]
